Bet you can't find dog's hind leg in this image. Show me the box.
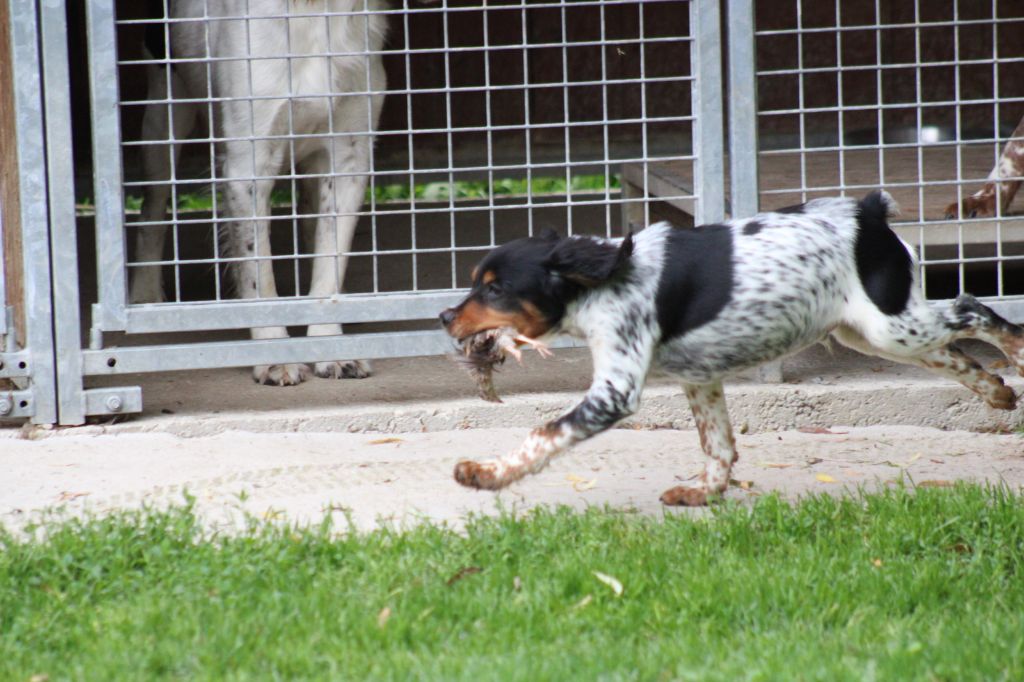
[944,294,1024,377]
[131,65,197,303]
[660,381,737,507]
[832,315,1018,411]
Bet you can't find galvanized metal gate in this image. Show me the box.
[3,0,1022,425]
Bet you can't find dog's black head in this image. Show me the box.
[439,229,634,340]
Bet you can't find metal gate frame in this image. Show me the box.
[4,0,723,424]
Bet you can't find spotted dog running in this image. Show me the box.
[440,191,1024,506]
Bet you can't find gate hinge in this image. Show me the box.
[0,390,34,418]
[83,386,143,418]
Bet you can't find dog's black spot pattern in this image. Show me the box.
[743,220,764,236]
[854,191,912,316]
[949,293,1023,334]
[556,377,637,438]
[655,225,734,341]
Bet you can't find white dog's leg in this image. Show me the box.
[131,65,197,304]
[304,139,372,379]
[305,67,385,380]
[223,142,309,386]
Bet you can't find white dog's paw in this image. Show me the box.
[253,363,311,386]
[314,360,372,379]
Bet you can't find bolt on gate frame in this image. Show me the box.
[2,0,1022,425]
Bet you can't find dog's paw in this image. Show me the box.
[454,460,500,490]
[253,363,311,386]
[659,485,714,507]
[314,360,372,379]
[987,383,1017,411]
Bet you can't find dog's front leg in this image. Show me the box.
[454,341,651,490]
[660,381,737,507]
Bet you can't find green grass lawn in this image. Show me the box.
[3,484,1023,681]
[75,174,622,215]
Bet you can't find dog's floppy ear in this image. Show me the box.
[544,233,634,287]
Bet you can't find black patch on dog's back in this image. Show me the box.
[854,191,912,316]
[742,220,763,236]
[656,225,734,341]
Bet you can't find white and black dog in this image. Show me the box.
[440,191,1024,505]
[132,0,386,385]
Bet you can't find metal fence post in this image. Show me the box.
[39,0,87,424]
[726,0,781,382]
[727,0,758,220]
[84,0,128,337]
[691,0,726,225]
[7,0,58,423]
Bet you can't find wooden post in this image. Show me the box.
[0,0,25,348]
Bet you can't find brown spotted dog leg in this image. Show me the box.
[832,314,1018,412]
[948,294,1024,379]
[454,356,647,490]
[945,115,1024,219]
[660,381,737,507]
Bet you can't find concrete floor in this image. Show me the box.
[75,339,1023,437]
[3,338,1022,534]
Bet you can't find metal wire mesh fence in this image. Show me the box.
[752,0,1024,309]
[110,0,697,312]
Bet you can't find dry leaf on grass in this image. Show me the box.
[797,426,849,435]
[729,479,754,490]
[572,595,594,611]
[756,461,794,469]
[918,480,954,488]
[815,474,838,483]
[872,558,883,568]
[593,571,623,596]
[368,437,403,445]
[377,607,391,628]
[446,566,483,586]
[57,491,89,501]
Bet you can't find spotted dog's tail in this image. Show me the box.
[854,190,913,316]
[858,189,901,223]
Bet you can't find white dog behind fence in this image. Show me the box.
[132,0,387,385]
